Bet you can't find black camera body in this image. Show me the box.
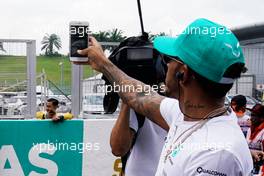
[102,35,167,113]
[108,36,165,85]
[102,0,168,113]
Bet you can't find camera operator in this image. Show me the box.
[110,99,167,175]
[76,18,253,175]
[247,104,264,175]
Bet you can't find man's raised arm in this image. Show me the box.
[76,37,169,131]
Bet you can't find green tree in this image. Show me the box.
[107,28,126,51]
[92,31,110,42]
[92,29,126,51]
[92,31,110,51]
[41,34,62,56]
[108,28,126,42]
[149,32,167,41]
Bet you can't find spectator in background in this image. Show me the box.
[231,95,250,136]
[247,104,264,175]
[36,98,73,121]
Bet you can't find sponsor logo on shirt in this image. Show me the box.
[196,167,227,176]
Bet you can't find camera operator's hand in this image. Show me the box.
[250,149,264,162]
[75,37,108,72]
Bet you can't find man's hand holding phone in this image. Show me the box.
[75,37,109,72]
[69,21,90,62]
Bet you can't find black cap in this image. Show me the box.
[231,95,247,107]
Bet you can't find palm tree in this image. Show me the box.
[41,34,62,56]
[92,31,110,51]
[92,31,110,42]
[107,28,126,51]
[108,28,126,42]
[149,32,167,41]
[92,29,126,51]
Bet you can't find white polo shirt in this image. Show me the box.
[155,98,253,176]
[125,109,168,176]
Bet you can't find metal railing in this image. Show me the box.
[0,39,36,118]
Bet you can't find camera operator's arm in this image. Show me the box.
[76,37,169,131]
[110,102,135,156]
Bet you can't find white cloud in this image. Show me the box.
[0,0,263,54]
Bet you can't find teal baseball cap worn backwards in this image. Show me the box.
[154,18,245,84]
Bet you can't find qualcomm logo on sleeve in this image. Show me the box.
[196,167,227,176]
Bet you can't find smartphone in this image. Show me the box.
[69,21,89,62]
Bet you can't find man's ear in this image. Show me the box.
[171,62,184,81]
[181,65,193,83]
[176,72,184,80]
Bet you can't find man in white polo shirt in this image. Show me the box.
[77,18,253,175]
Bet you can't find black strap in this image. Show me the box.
[135,112,145,129]
[121,112,145,173]
[137,0,145,35]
